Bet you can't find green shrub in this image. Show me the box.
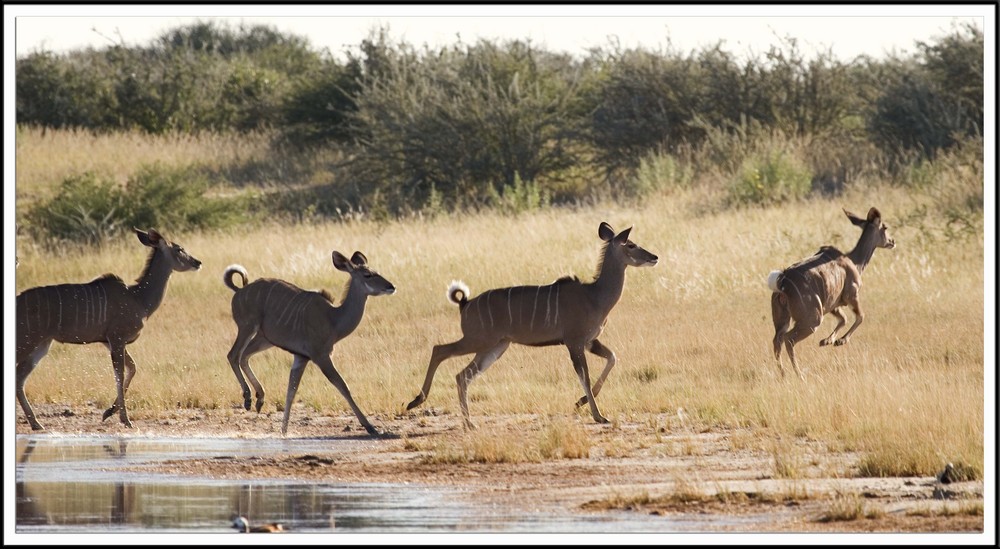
[624,151,691,197]
[729,150,812,206]
[125,164,246,231]
[487,172,550,215]
[25,164,249,245]
[24,173,126,245]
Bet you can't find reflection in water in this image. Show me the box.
[16,435,757,533]
[15,436,504,532]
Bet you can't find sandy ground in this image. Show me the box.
[15,402,985,534]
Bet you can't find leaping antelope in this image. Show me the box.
[768,207,896,378]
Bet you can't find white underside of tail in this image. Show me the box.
[225,264,249,280]
[448,280,470,302]
[767,270,782,292]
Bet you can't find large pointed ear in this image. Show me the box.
[134,227,160,247]
[866,207,882,223]
[332,251,352,272]
[614,226,633,243]
[350,251,368,267]
[599,222,615,242]
[843,208,866,227]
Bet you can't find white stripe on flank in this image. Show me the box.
[39,289,46,329]
[294,298,309,331]
[507,288,513,326]
[265,284,277,312]
[95,286,100,324]
[530,286,540,330]
[83,287,90,327]
[277,293,301,327]
[553,284,560,326]
[486,290,494,328]
[544,285,552,326]
[101,286,108,324]
[476,294,485,329]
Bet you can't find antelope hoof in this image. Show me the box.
[243,396,252,411]
[364,425,383,436]
[834,338,848,346]
[574,396,588,408]
[405,395,424,410]
[463,419,478,431]
[594,415,610,424]
[30,422,45,431]
[102,405,119,422]
[255,399,264,413]
[121,418,134,429]
[819,338,833,347]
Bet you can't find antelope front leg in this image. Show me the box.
[103,348,137,421]
[568,345,608,424]
[313,355,383,436]
[819,309,847,346]
[834,302,864,346]
[575,339,616,408]
[105,342,133,428]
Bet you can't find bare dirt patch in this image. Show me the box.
[15,403,984,534]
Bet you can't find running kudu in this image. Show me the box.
[16,228,202,430]
[223,251,395,435]
[406,222,658,428]
[767,207,896,378]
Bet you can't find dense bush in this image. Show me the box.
[15,21,984,221]
[728,148,812,206]
[24,173,126,245]
[867,24,983,162]
[17,21,323,134]
[26,165,249,245]
[344,35,585,212]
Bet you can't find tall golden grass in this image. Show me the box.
[14,126,273,204]
[12,131,985,479]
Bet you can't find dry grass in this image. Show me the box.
[907,501,984,517]
[15,127,275,204]
[11,131,985,480]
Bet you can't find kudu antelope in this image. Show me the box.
[16,228,202,430]
[406,222,658,429]
[223,251,395,436]
[767,207,896,378]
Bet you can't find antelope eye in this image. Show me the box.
[626,243,636,249]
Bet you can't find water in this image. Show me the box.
[15,435,758,534]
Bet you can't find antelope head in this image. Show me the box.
[844,207,895,250]
[134,228,203,272]
[598,222,658,268]
[332,251,396,296]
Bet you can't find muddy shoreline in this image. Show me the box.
[14,403,984,534]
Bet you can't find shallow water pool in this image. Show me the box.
[15,435,760,534]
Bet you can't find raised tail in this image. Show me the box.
[224,264,249,292]
[447,280,470,307]
[766,270,783,293]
